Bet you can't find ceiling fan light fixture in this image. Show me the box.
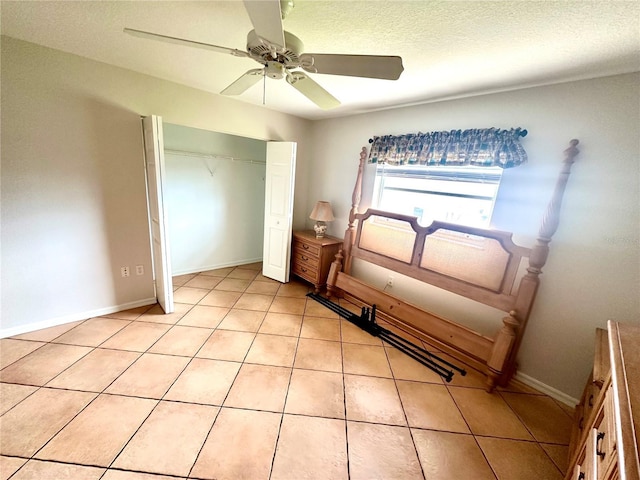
[265,61,285,79]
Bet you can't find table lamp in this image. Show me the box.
[309,201,335,238]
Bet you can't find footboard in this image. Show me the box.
[327,140,580,391]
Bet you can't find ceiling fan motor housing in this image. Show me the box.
[246,29,304,68]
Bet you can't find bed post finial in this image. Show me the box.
[342,146,368,274]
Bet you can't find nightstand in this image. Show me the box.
[291,231,342,293]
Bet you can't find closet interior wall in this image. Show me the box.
[162,123,267,275]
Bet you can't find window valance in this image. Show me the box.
[368,128,528,168]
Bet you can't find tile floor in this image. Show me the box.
[0,263,574,480]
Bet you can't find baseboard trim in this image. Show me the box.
[0,297,157,339]
[173,258,263,277]
[515,372,579,407]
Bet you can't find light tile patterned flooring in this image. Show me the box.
[0,263,574,480]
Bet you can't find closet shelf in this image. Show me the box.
[164,148,265,165]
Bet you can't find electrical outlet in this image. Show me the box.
[121,266,130,278]
[135,265,144,276]
[386,276,394,287]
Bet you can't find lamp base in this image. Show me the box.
[313,221,327,238]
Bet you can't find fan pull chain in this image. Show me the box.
[262,73,266,105]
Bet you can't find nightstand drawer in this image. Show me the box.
[293,249,319,266]
[293,240,321,257]
[292,263,318,283]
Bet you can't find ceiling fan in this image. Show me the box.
[124,0,404,109]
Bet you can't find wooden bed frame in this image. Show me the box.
[326,140,580,391]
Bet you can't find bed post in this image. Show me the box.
[326,249,343,299]
[342,146,368,275]
[327,146,367,299]
[500,139,580,385]
[487,312,519,392]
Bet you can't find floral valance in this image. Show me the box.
[368,128,528,168]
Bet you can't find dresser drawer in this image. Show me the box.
[573,375,601,446]
[595,387,617,480]
[586,381,602,422]
[566,322,639,480]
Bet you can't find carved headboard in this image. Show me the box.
[327,140,580,390]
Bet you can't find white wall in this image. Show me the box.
[0,37,312,335]
[163,123,267,274]
[308,73,640,400]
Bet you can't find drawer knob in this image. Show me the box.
[596,432,606,459]
[302,255,309,261]
[301,267,307,273]
[588,394,594,407]
[302,244,309,250]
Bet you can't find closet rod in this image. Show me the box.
[164,148,266,165]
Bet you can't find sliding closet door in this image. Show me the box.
[142,115,174,313]
[263,142,297,282]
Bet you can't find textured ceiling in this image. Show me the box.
[1,0,639,120]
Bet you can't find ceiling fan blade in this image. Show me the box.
[286,72,340,110]
[243,0,285,49]
[124,28,249,58]
[221,69,264,95]
[300,54,404,80]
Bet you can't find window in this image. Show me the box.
[367,127,527,228]
[372,163,503,228]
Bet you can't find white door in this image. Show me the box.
[142,115,174,313]
[262,142,297,282]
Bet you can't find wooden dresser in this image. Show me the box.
[291,231,342,293]
[566,321,639,480]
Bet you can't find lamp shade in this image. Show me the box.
[309,201,335,222]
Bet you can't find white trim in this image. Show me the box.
[172,257,263,277]
[0,297,157,339]
[515,371,579,407]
